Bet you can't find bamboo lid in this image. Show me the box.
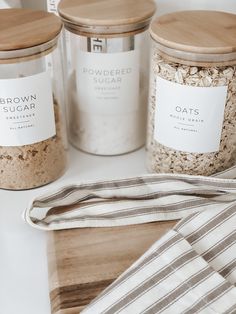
[58,0,156,34]
[0,9,62,51]
[150,11,236,63]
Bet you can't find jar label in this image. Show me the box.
[76,50,140,115]
[154,76,228,153]
[0,72,56,146]
[47,0,60,13]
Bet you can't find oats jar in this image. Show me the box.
[147,11,236,176]
[0,9,67,190]
[59,0,156,156]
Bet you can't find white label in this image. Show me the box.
[154,76,228,153]
[46,0,59,71]
[0,72,56,147]
[47,0,60,14]
[76,50,140,115]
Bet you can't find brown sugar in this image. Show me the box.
[0,101,67,190]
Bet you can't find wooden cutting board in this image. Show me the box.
[47,221,176,314]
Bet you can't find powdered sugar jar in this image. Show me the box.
[147,11,236,176]
[59,0,156,155]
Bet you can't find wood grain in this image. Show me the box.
[150,11,236,55]
[0,9,62,51]
[58,0,156,27]
[48,221,176,314]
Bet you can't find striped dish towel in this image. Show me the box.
[24,169,236,313]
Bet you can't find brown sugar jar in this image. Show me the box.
[0,9,68,190]
[147,11,236,176]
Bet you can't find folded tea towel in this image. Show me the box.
[24,166,236,313]
[82,195,236,314]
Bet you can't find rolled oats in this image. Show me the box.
[147,43,236,176]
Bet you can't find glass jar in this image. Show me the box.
[147,11,236,176]
[0,9,67,190]
[59,0,156,156]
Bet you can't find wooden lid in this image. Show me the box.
[0,9,62,51]
[58,0,156,31]
[150,11,236,56]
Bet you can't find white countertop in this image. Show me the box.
[1,2,236,313]
[0,146,147,314]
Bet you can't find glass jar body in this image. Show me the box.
[0,42,68,190]
[64,29,150,156]
[147,39,236,176]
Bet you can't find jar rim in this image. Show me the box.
[62,17,152,36]
[153,41,236,67]
[0,36,59,62]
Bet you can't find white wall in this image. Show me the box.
[22,0,45,9]
[21,0,236,14]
